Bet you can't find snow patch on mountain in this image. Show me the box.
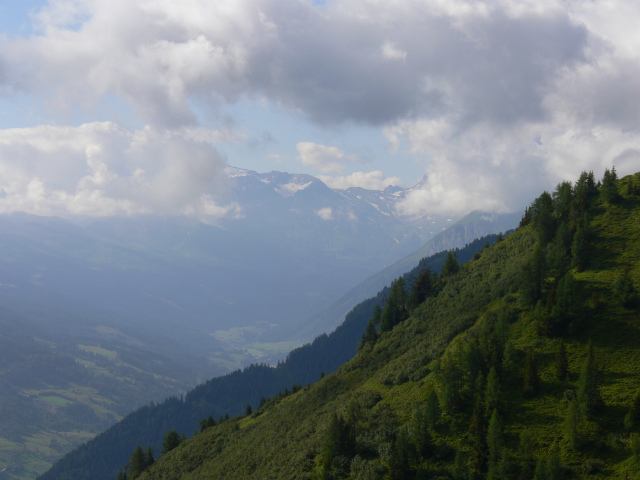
[275,181,313,198]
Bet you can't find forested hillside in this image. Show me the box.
[128,170,640,479]
[38,234,501,480]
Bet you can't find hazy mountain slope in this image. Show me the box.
[37,233,501,480]
[134,172,640,480]
[295,210,521,341]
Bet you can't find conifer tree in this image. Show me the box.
[626,176,636,196]
[144,447,154,469]
[553,181,573,222]
[469,397,488,477]
[577,341,604,417]
[601,166,619,204]
[533,457,547,480]
[380,278,408,332]
[546,450,563,480]
[162,430,182,455]
[487,409,504,469]
[573,170,597,216]
[425,389,441,430]
[522,348,539,396]
[626,390,640,431]
[442,250,460,277]
[551,272,580,335]
[128,446,147,480]
[388,430,416,480]
[362,304,382,345]
[452,450,469,480]
[485,367,502,415]
[407,267,435,310]
[571,224,589,271]
[532,191,556,245]
[555,339,569,381]
[411,404,433,458]
[564,397,581,449]
[522,245,546,304]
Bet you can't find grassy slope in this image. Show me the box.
[140,174,640,480]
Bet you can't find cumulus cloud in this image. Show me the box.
[0,0,639,215]
[318,171,402,190]
[0,122,238,218]
[296,142,354,173]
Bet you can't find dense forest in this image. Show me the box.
[115,169,640,479]
[38,233,501,480]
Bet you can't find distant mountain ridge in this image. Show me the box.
[292,209,521,341]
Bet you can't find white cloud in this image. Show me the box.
[318,171,402,190]
[0,0,639,216]
[296,142,354,173]
[0,122,237,219]
[381,42,407,61]
[316,207,334,221]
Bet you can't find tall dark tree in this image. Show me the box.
[601,166,619,204]
[571,223,589,271]
[577,341,604,417]
[425,389,441,430]
[487,408,504,469]
[442,250,460,278]
[551,271,581,335]
[555,339,569,381]
[522,348,539,397]
[380,278,408,332]
[531,191,556,245]
[407,268,435,311]
[522,244,546,305]
[573,170,597,217]
[553,181,573,222]
[468,397,488,477]
[411,404,433,458]
[161,430,182,455]
[388,430,416,480]
[128,446,147,480]
[485,367,502,415]
[564,397,581,449]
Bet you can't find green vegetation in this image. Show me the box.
[41,234,504,480]
[126,171,640,479]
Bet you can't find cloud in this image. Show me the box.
[318,171,402,190]
[296,142,354,173]
[0,0,587,128]
[316,206,334,221]
[0,122,238,218]
[0,0,639,216]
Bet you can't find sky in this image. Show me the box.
[0,0,638,220]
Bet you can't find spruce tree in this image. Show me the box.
[162,430,182,455]
[571,224,589,271]
[522,348,539,396]
[380,278,408,332]
[577,341,604,417]
[425,389,441,430]
[601,166,619,204]
[487,409,504,468]
[411,404,433,458]
[469,397,488,477]
[388,430,415,480]
[533,457,547,480]
[485,367,502,415]
[442,250,460,278]
[555,339,569,381]
[564,397,581,449]
[407,267,435,310]
[128,446,147,480]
